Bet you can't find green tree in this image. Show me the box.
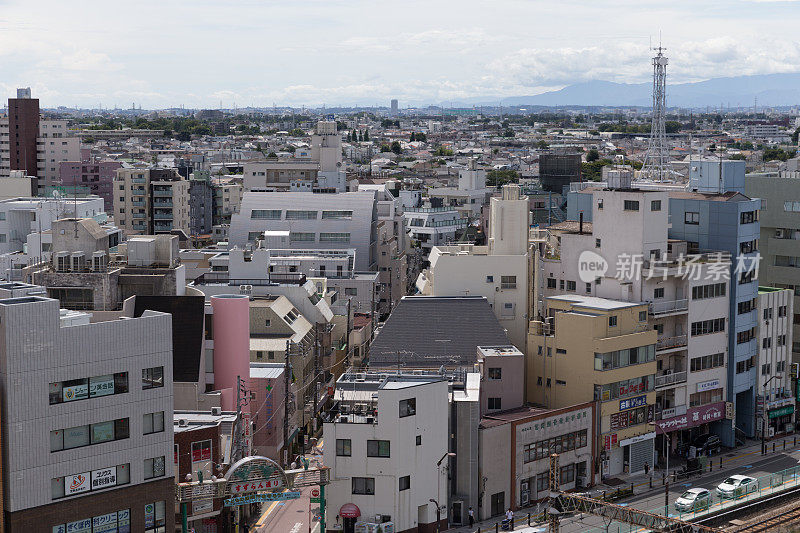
[586,148,600,162]
[665,121,683,134]
[433,146,453,156]
[267,152,277,158]
[346,131,352,142]
[536,140,549,150]
[487,169,519,187]
[502,128,515,138]
[390,141,402,154]
[792,126,800,145]
[380,144,391,152]
[363,129,370,142]
[409,132,416,142]
[357,130,363,142]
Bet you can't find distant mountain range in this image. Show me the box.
[467,73,800,109]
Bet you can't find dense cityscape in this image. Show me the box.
[3,2,800,533]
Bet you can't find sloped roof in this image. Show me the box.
[369,296,510,369]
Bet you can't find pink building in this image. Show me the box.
[250,362,286,462]
[210,294,251,411]
[58,155,121,210]
[477,345,525,416]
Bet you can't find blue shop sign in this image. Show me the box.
[619,395,647,411]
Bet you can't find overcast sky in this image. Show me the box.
[1,0,799,108]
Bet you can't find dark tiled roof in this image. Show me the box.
[369,296,510,369]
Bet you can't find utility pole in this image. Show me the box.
[284,340,291,468]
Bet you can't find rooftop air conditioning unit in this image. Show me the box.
[178,419,188,427]
[239,284,252,295]
[211,407,222,416]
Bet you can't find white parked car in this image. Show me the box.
[675,488,712,511]
[716,475,758,499]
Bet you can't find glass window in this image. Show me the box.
[91,421,115,444]
[319,232,350,243]
[399,475,410,491]
[285,210,317,220]
[142,367,164,389]
[367,440,390,457]
[144,456,166,480]
[336,439,351,456]
[352,477,375,495]
[322,210,353,219]
[250,209,281,219]
[399,398,416,417]
[623,200,639,211]
[64,425,90,449]
[290,232,315,242]
[143,412,165,435]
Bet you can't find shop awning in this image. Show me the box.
[339,503,361,518]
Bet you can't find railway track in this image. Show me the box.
[730,502,800,532]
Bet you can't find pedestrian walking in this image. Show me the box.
[644,462,650,476]
[468,506,474,527]
[506,507,514,530]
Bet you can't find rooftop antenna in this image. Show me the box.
[640,38,672,182]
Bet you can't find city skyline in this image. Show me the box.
[1,0,799,108]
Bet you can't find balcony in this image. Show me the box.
[655,370,687,388]
[649,299,689,316]
[132,212,146,219]
[132,177,146,184]
[153,213,173,220]
[152,189,172,197]
[656,334,687,352]
[132,200,145,206]
[153,200,173,208]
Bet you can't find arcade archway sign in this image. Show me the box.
[176,455,329,533]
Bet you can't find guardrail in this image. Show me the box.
[650,299,689,315]
[655,371,687,388]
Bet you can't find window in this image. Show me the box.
[559,280,564,290]
[399,397,416,417]
[594,345,656,371]
[690,353,725,372]
[651,200,662,211]
[737,327,757,344]
[191,440,212,463]
[143,456,166,480]
[488,367,502,380]
[608,316,617,327]
[319,232,350,243]
[560,464,575,485]
[762,337,772,349]
[740,240,757,254]
[290,232,315,242]
[367,440,390,458]
[586,283,592,293]
[685,211,699,225]
[344,287,357,297]
[595,238,601,248]
[784,201,800,213]
[488,397,502,410]
[654,287,665,299]
[556,348,567,354]
[566,280,576,291]
[143,411,165,435]
[285,210,317,220]
[486,275,494,283]
[416,435,422,446]
[251,209,281,219]
[738,299,757,315]
[778,335,787,346]
[740,211,757,224]
[142,367,164,389]
[692,282,726,300]
[352,477,375,495]
[322,210,353,219]
[49,372,128,405]
[144,500,166,532]
[764,308,774,320]
[501,275,517,289]
[736,356,756,374]
[51,463,130,500]
[639,311,647,321]
[690,388,723,407]
[690,318,726,336]
[779,305,787,317]
[248,231,262,241]
[336,439,351,457]
[399,475,410,491]
[598,199,604,210]
[777,361,786,372]
[623,200,639,211]
[594,375,654,401]
[51,418,129,452]
[740,270,755,284]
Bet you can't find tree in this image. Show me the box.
[433,146,453,156]
[409,132,416,142]
[792,126,800,145]
[390,141,402,154]
[267,152,277,158]
[536,140,549,150]
[665,121,683,134]
[363,129,370,142]
[502,128,515,138]
[380,144,391,152]
[487,169,519,187]
[586,148,600,162]
[346,131,352,142]
[357,130,363,142]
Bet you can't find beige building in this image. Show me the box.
[528,294,657,476]
[243,160,320,190]
[114,168,190,235]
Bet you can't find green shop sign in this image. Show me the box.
[768,405,795,419]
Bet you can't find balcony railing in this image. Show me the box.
[655,370,687,388]
[649,299,689,316]
[153,189,172,197]
[153,213,172,220]
[656,334,687,351]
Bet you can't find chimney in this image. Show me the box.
[579,212,584,235]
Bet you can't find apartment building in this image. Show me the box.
[745,172,800,366]
[0,88,38,178]
[59,155,122,211]
[323,374,449,533]
[229,191,379,271]
[756,287,795,437]
[38,118,81,192]
[416,185,532,348]
[114,168,190,236]
[528,295,657,476]
[0,295,174,532]
[404,206,468,254]
[427,163,492,219]
[242,159,320,190]
[211,176,242,227]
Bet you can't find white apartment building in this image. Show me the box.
[0,196,105,254]
[38,118,81,192]
[404,206,468,253]
[756,287,795,437]
[242,160,320,191]
[427,164,492,219]
[543,186,732,461]
[417,185,531,348]
[0,294,174,531]
[324,374,449,533]
[229,191,379,271]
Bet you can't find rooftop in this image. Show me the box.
[548,294,644,311]
[547,220,593,234]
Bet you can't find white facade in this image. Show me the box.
[0,295,174,512]
[324,376,449,533]
[229,191,378,271]
[404,207,467,252]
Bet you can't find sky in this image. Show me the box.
[1,0,799,109]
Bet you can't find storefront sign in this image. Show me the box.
[619,395,647,411]
[117,510,130,533]
[192,499,214,515]
[224,491,301,506]
[144,504,155,528]
[89,375,115,397]
[66,519,91,533]
[725,402,734,420]
[63,383,88,402]
[65,472,90,495]
[229,479,283,493]
[225,455,289,495]
[696,379,721,393]
[92,513,117,533]
[91,467,117,490]
[654,401,725,433]
[768,405,795,419]
[603,434,618,450]
[619,432,656,447]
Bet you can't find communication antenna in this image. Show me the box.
[640,40,673,182]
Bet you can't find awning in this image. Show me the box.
[339,503,361,518]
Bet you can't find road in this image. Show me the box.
[254,441,324,533]
[557,440,800,532]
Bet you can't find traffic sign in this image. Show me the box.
[311,488,320,498]
[310,497,321,503]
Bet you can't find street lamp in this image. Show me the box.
[761,374,781,455]
[435,452,456,533]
